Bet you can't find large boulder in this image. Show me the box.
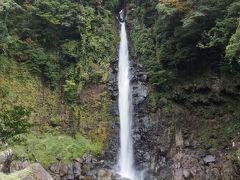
[0,163,53,180]
[17,163,54,180]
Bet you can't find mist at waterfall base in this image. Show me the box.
[116,21,145,180]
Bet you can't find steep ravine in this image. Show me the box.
[1,0,240,179]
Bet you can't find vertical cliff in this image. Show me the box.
[122,0,240,179]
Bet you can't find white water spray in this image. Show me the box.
[117,21,136,179]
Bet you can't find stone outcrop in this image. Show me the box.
[18,163,54,180]
[0,149,13,173]
[98,169,115,180]
[0,163,53,180]
[10,160,30,173]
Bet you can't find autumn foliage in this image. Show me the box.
[159,0,193,12]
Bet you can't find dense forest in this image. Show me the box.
[0,0,240,179]
[129,0,240,143]
[129,0,240,87]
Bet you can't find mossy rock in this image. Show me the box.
[0,163,53,180]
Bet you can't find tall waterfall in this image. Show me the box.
[118,22,136,179]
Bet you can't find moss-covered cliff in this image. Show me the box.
[126,0,240,179]
[0,0,118,167]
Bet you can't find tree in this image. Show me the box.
[0,106,32,143]
[226,19,240,64]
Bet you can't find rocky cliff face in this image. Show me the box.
[111,0,240,179]
[105,22,240,179]
[123,66,240,179]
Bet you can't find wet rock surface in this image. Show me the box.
[107,54,149,170]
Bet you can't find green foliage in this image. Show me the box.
[198,119,240,148]
[33,0,81,27]
[0,55,12,72]
[198,18,238,50]
[130,0,240,89]
[63,79,77,103]
[0,3,118,150]
[0,106,32,143]
[1,0,117,96]
[14,133,102,166]
[226,19,240,63]
[156,3,177,16]
[61,40,79,58]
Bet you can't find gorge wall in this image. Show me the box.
[114,0,240,179]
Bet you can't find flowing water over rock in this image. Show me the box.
[117,21,136,180]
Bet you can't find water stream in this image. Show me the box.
[117,21,136,179]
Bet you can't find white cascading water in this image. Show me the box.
[118,21,136,179]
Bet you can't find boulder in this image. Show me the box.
[29,163,54,180]
[0,149,13,173]
[73,161,81,178]
[62,163,74,180]
[83,154,97,165]
[8,163,54,180]
[182,169,190,179]
[10,160,30,173]
[203,155,216,165]
[49,162,67,177]
[139,74,147,81]
[98,169,115,180]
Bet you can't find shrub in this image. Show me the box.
[0,106,32,143]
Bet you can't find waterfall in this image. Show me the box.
[117,22,136,179]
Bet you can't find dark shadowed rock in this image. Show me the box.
[139,74,147,81]
[73,161,81,177]
[83,154,97,165]
[62,163,74,180]
[204,144,213,150]
[159,146,167,156]
[184,140,190,148]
